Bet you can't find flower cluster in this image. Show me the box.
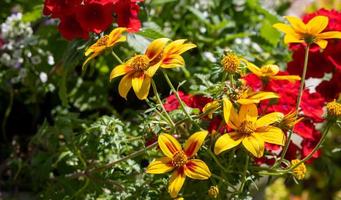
[43,0,142,40]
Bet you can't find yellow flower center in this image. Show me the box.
[131,55,150,71]
[238,121,255,135]
[221,53,240,73]
[172,151,188,167]
[208,186,219,199]
[326,100,341,117]
[291,159,306,180]
[96,35,109,47]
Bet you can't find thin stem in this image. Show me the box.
[278,45,310,165]
[2,86,13,141]
[112,50,123,64]
[207,148,227,173]
[289,122,331,171]
[67,142,158,179]
[162,70,201,130]
[238,155,249,193]
[211,174,236,191]
[151,80,176,129]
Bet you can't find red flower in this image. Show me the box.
[316,72,341,101]
[163,91,193,112]
[293,121,316,140]
[43,0,82,18]
[243,73,263,91]
[77,0,115,34]
[114,0,142,32]
[58,15,89,40]
[191,95,213,112]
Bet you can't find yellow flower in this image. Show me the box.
[291,159,306,180]
[83,28,127,67]
[273,15,341,49]
[246,63,300,81]
[203,100,220,119]
[146,131,211,198]
[235,86,279,105]
[221,53,240,73]
[215,103,285,157]
[279,110,303,130]
[110,38,196,100]
[326,99,341,117]
[208,185,219,199]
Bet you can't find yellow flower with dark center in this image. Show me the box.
[110,38,196,100]
[291,159,306,180]
[208,185,219,199]
[215,103,285,157]
[326,99,341,118]
[221,53,240,73]
[83,28,127,67]
[146,131,211,198]
[273,15,341,49]
[246,63,300,81]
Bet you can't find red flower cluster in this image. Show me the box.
[163,91,212,113]
[43,0,142,40]
[244,73,325,163]
[287,9,341,101]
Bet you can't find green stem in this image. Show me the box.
[207,148,227,173]
[211,174,236,191]
[67,142,158,179]
[289,122,331,171]
[151,80,176,129]
[278,45,310,165]
[162,70,201,130]
[238,155,249,193]
[2,86,14,142]
[112,50,123,64]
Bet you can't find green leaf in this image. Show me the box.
[150,0,177,6]
[260,20,280,46]
[22,5,43,22]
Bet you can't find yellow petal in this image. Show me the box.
[242,134,264,158]
[260,64,280,76]
[161,54,185,68]
[272,75,301,81]
[314,39,328,49]
[284,16,307,34]
[183,130,208,158]
[317,31,341,39]
[284,34,304,44]
[82,53,98,69]
[202,100,219,119]
[306,16,328,35]
[214,133,243,155]
[246,62,262,77]
[158,133,182,158]
[146,157,174,174]
[168,169,186,198]
[228,106,240,129]
[239,104,258,122]
[145,62,161,77]
[257,126,285,146]
[131,72,145,94]
[135,75,151,100]
[108,27,127,46]
[164,39,196,55]
[240,92,279,104]
[223,97,233,124]
[145,38,170,61]
[272,23,296,35]
[110,64,133,80]
[256,112,284,128]
[184,159,211,180]
[118,73,132,100]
